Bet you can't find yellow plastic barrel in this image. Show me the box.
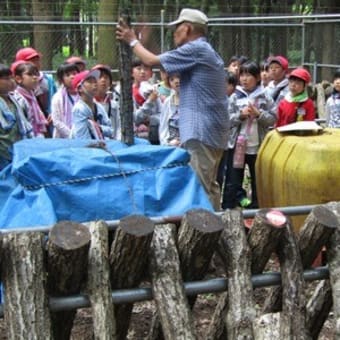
[256,128,340,231]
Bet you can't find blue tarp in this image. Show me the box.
[0,139,213,229]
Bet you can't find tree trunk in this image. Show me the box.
[149,224,196,340]
[98,0,118,66]
[2,232,52,339]
[110,214,154,340]
[277,222,307,339]
[47,221,91,340]
[306,280,333,340]
[263,205,338,313]
[216,209,255,339]
[118,13,134,145]
[87,221,116,340]
[31,0,54,69]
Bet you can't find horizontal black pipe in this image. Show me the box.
[0,266,328,317]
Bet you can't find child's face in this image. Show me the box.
[27,57,41,71]
[132,65,152,85]
[63,70,78,90]
[228,61,240,77]
[80,77,98,97]
[97,72,111,95]
[269,62,286,82]
[169,75,180,92]
[261,69,271,86]
[0,75,14,96]
[289,77,305,96]
[240,72,258,92]
[16,68,39,91]
[333,77,340,92]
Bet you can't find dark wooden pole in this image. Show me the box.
[216,209,255,339]
[109,214,154,340]
[150,224,196,340]
[118,12,134,145]
[47,221,91,340]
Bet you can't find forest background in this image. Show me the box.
[0,0,340,81]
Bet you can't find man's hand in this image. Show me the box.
[116,18,137,45]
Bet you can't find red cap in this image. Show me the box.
[72,69,100,90]
[268,55,289,71]
[11,60,26,74]
[289,68,311,84]
[66,56,87,66]
[15,47,41,61]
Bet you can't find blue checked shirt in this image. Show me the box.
[159,37,229,149]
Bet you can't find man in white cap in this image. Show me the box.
[116,8,229,210]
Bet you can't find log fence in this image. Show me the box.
[0,203,339,339]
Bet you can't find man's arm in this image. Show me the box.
[116,19,161,67]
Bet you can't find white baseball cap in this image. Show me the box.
[168,8,208,26]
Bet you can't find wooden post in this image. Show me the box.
[150,223,196,340]
[306,280,333,339]
[207,209,287,339]
[247,209,287,274]
[215,209,256,339]
[47,221,91,340]
[2,232,52,339]
[263,204,338,313]
[118,12,134,145]
[110,214,154,340]
[277,220,307,339]
[148,209,224,339]
[87,221,116,340]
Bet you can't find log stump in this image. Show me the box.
[87,220,116,339]
[247,209,287,274]
[209,209,255,339]
[2,232,52,339]
[149,223,196,340]
[47,221,91,340]
[277,220,307,339]
[110,214,154,340]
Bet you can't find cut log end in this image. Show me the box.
[49,221,91,250]
[120,214,155,236]
[312,205,339,228]
[258,209,288,228]
[184,209,225,233]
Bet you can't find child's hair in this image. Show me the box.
[225,71,238,87]
[228,55,249,66]
[13,62,39,77]
[56,62,79,83]
[0,64,12,78]
[132,57,151,69]
[333,68,340,81]
[260,60,269,72]
[240,61,261,81]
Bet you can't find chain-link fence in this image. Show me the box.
[1,14,340,82]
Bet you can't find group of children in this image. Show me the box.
[1,46,340,212]
[221,54,340,210]
[0,47,181,170]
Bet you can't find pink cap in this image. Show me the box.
[267,55,289,71]
[72,69,100,90]
[66,56,87,66]
[11,60,26,74]
[15,47,41,61]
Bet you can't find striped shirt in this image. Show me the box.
[159,37,229,149]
